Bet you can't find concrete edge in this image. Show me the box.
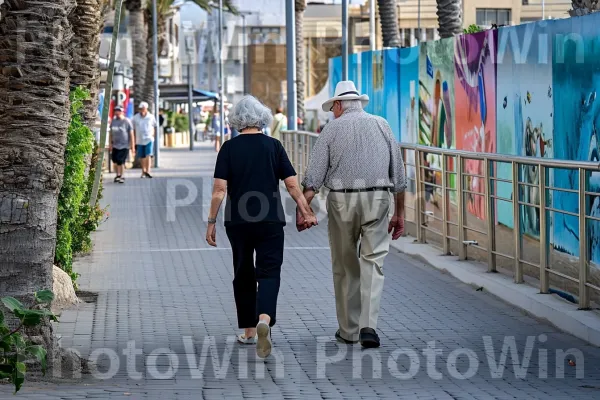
[390,236,600,347]
[308,190,600,347]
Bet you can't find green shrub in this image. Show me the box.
[0,290,57,393]
[463,24,483,34]
[55,88,94,284]
[71,141,108,256]
[174,113,189,133]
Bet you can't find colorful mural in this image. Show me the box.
[419,38,456,206]
[495,21,554,237]
[399,47,420,191]
[552,15,600,264]
[454,30,497,220]
[326,13,600,268]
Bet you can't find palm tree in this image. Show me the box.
[0,0,75,298]
[570,0,598,16]
[377,0,400,47]
[70,0,111,128]
[127,0,148,110]
[436,0,462,38]
[296,0,307,127]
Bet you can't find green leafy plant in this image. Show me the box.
[71,141,109,257]
[0,290,57,394]
[55,88,95,284]
[174,113,190,133]
[463,24,483,34]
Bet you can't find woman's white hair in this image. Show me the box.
[229,95,273,132]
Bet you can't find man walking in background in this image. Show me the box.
[133,101,157,178]
[109,106,134,183]
[270,107,287,141]
[298,81,407,348]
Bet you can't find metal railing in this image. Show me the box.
[281,130,320,185]
[281,130,600,311]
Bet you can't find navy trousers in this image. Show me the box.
[225,223,284,328]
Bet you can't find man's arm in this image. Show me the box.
[380,119,407,240]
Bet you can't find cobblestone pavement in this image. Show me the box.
[5,143,600,399]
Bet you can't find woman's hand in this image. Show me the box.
[206,223,217,247]
[297,207,318,231]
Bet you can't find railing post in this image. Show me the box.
[539,164,549,293]
[578,167,590,309]
[457,155,466,260]
[484,158,496,272]
[414,150,424,243]
[441,155,449,255]
[513,161,523,283]
[293,131,299,179]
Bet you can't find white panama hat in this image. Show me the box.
[322,80,369,112]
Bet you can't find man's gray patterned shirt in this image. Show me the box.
[302,108,407,193]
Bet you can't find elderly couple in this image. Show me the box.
[206,81,406,358]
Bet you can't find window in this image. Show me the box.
[250,27,282,45]
[476,8,512,27]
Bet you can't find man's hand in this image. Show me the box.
[388,214,405,240]
[109,144,113,152]
[206,223,217,247]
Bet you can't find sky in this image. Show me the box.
[178,0,367,28]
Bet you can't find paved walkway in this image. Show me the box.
[6,143,600,399]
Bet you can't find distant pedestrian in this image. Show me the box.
[206,95,317,358]
[132,102,157,178]
[270,107,287,141]
[109,106,134,184]
[299,80,407,348]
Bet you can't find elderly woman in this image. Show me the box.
[206,96,317,358]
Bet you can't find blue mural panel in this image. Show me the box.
[495,21,554,235]
[552,14,600,265]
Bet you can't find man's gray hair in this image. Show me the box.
[229,95,273,132]
[340,99,363,111]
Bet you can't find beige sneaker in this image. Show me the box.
[256,321,271,358]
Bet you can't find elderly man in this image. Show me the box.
[299,80,406,348]
[109,106,134,183]
[132,101,157,178]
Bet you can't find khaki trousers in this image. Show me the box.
[326,190,391,342]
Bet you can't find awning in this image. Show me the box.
[159,84,218,102]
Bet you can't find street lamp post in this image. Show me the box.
[285,0,297,131]
[152,0,160,167]
[369,0,375,51]
[241,13,248,95]
[342,0,348,81]
[218,0,225,146]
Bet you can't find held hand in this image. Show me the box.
[296,208,307,232]
[388,214,405,240]
[109,145,113,152]
[206,223,217,247]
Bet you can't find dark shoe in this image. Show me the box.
[144,172,153,178]
[359,328,380,348]
[114,176,121,183]
[335,330,358,344]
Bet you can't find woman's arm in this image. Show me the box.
[206,178,227,246]
[284,176,317,227]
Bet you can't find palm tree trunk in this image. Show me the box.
[0,0,75,295]
[127,0,148,109]
[144,6,155,110]
[436,0,463,39]
[70,0,108,128]
[377,0,400,48]
[295,0,306,127]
